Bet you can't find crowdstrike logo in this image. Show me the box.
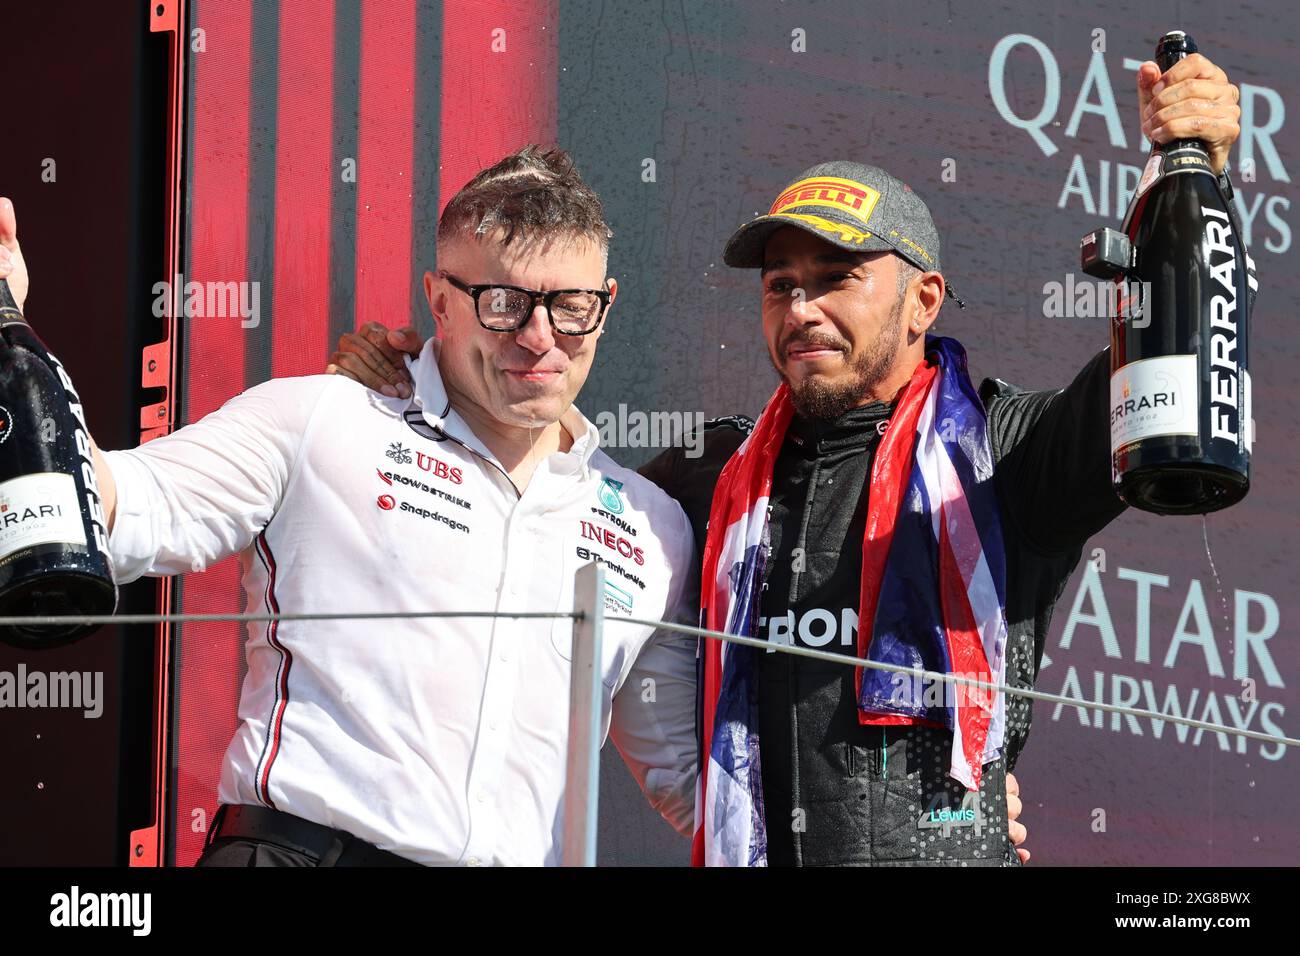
[377,467,471,510]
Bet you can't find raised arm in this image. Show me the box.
[102,377,324,582]
[0,195,317,583]
[982,349,1124,557]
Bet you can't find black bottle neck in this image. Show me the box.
[0,278,22,323]
[1157,137,1210,156]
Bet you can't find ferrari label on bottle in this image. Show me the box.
[1202,204,1242,446]
[0,473,87,561]
[1110,355,1199,448]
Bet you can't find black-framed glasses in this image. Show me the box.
[439,271,611,335]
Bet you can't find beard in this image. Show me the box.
[776,291,906,421]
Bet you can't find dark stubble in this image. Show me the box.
[776,290,906,420]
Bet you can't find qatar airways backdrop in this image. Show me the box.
[173,0,1296,865]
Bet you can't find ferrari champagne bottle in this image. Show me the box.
[0,278,116,647]
[1083,30,1256,515]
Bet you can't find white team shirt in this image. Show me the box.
[103,339,699,866]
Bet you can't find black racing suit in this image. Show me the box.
[638,348,1126,866]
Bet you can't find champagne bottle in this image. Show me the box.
[0,278,117,647]
[1081,30,1257,515]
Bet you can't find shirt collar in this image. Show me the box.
[405,338,602,478]
[787,397,897,456]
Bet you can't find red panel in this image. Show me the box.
[356,0,417,331]
[271,0,335,377]
[166,0,560,867]
[188,9,250,417]
[439,1,559,206]
[172,0,253,867]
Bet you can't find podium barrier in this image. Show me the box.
[2,559,1296,866]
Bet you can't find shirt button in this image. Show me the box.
[477,790,488,803]
[466,857,481,867]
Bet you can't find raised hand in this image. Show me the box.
[1137,53,1240,175]
[0,198,31,311]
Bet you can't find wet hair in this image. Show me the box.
[436,144,612,263]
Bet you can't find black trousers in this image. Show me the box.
[197,838,321,867]
[196,804,423,867]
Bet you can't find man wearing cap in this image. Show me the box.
[329,54,1245,865]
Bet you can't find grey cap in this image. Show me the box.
[723,160,963,306]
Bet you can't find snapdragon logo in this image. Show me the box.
[0,665,102,718]
[593,404,706,458]
[50,886,151,936]
[152,272,260,328]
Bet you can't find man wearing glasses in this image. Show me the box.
[331,53,1245,865]
[0,146,701,866]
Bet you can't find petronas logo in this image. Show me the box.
[597,477,625,514]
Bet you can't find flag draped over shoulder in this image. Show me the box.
[691,336,1009,867]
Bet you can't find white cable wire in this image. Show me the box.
[0,610,576,626]
[606,615,1300,751]
[3,606,1292,749]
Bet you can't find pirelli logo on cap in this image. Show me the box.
[769,176,881,226]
